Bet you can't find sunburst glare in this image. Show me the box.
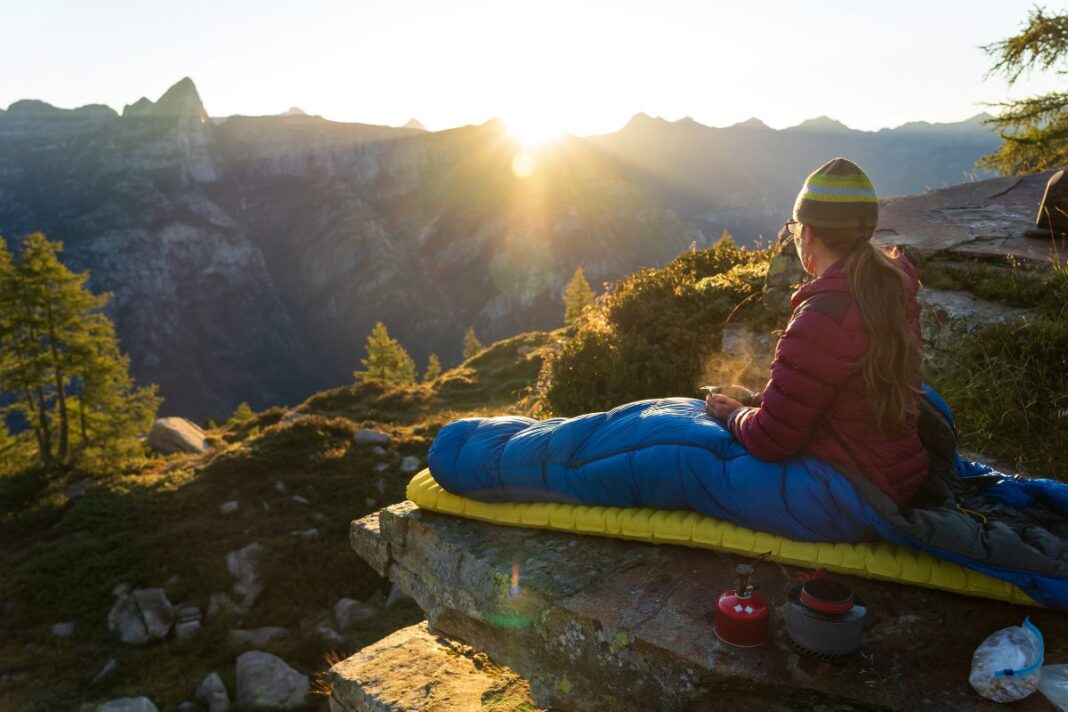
[505,114,563,148]
[511,150,537,178]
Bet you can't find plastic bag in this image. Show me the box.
[969,617,1044,702]
[1040,664,1068,711]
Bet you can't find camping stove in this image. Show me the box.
[786,578,866,660]
[714,563,769,647]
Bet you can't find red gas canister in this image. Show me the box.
[714,563,769,647]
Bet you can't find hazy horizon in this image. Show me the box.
[3,0,1059,137]
[1,73,1001,137]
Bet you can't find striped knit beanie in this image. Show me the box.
[792,157,879,230]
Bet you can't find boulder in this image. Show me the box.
[207,592,240,617]
[371,445,387,457]
[219,501,238,514]
[107,588,173,644]
[96,698,158,712]
[316,622,344,646]
[51,621,74,638]
[226,542,265,611]
[353,429,390,446]
[399,455,421,474]
[918,287,1030,365]
[351,502,1068,712]
[333,597,377,630]
[329,622,536,712]
[64,479,92,500]
[235,651,309,709]
[107,594,148,643]
[174,606,202,641]
[291,495,310,505]
[874,171,1064,265]
[289,527,319,540]
[195,671,230,712]
[227,626,289,650]
[133,588,174,639]
[146,417,209,455]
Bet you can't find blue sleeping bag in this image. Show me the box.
[428,387,1068,609]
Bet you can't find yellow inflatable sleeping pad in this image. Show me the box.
[407,469,1037,606]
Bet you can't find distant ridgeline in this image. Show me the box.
[0,78,998,419]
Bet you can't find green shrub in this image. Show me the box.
[536,238,774,415]
[930,314,1068,478]
[919,257,1068,311]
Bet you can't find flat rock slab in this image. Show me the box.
[352,502,1068,712]
[328,622,538,712]
[874,171,1068,264]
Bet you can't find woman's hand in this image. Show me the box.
[705,393,744,419]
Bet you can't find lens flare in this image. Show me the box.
[509,560,521,598]
[512,150,536,178]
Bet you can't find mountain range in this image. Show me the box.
[0,78,1000,418]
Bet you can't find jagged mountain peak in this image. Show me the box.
[123,77,207,121]
[626,112,660,125]
[730,117,770,130]
[154,77,207,118]
[790,115,851,132]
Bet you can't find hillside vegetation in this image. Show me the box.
[535,236,775,416]
[0,331,557,711]
[3,239,1066,710]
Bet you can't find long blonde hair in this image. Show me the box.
[813,227,922,435]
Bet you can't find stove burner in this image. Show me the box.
[785,582,866,659]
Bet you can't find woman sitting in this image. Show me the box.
[705,158,928,508]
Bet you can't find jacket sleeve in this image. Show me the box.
[727,299,859,461]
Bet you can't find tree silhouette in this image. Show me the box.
[0,233,160,468]
[563,267,596,324]
[463,327,484,360]
[981,7,1068,173]
[354,322,416,385]
[423,353,442,383]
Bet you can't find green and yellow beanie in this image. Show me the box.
[792,157,879,230]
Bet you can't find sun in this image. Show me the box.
[505,115,563,148]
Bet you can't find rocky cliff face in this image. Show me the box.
[0,78,1004,418]
[0,79,323,417]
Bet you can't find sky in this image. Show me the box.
[2,0,1064,136]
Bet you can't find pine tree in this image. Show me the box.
[231,401,254,422]
[354,322,416,385]
[0,234,160,469]
[423,353,442,383]
[463,327,484,360]
[980,7,1068,173]
[563,267,596,325]
[72,315,159,463]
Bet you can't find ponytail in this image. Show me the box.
[813,230,922,435]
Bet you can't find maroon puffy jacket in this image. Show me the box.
[728,253,928,507]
